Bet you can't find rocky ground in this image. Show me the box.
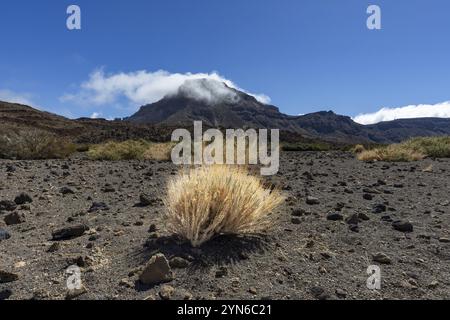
[0,151,449,300]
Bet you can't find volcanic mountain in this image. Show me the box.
[127,79,450,143]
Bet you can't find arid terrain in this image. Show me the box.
[1,151,449,300]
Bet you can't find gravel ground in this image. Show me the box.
[1,151,449,300]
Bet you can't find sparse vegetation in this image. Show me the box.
[357,136,450,162]
[351,144,366,154]
[0,128,76,160]
[87,140,175,161]
[165,165,285,247]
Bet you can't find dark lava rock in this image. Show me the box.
[52,224,89,241]
[6,165,16,173]
[372,252,392,264]
[349,224,359,233]
[363,193,373,200]
[0,270,19,283]
[372,203,387,214]
[14,193,32,205]
[4,212,25,225]
[291,217,302,224]
[88,202,109,213]
[0,289,12,300]
[0,200,17,212]
[306,196,320,205]
[139,253,174,285]
[392,220,413,232]
[310,286,330,300]
[60,187,75,195]
[327,212,343,221]
[139,194,156,206]
[169,257,190,269]
[0,228,11,241]
[345,213,360,225]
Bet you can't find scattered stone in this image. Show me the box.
[169,257,190,269]
[47,242,60,253]
[345,213,360,225]
[102,184,116,193]
[60,187,75,195]
[310,286,330,300]
[159,285,175,300]
[392,221,413,233]
[0,228,11,241]
[292,208,307,216]
[52,224,89,241]
[6,165,16,173]
[65,285,87,300]
[0,200,17,212]
[438,237,450,243]
[335,289,347,298]
[363,193,373,200]
[249,287,257,295]
[139,194,156,206]
[148,224,157,233]
[119,278,134,288]
[348,224,359,233]
[0,289,12,300]
[372,203,387,214]
[327,212,343,221]
[306,196,320,205]
[372,252,392,264]
[0,270,19,283]
[14,193,32,205]
[4,212,26,225]
[291,217,302,224]
[428,281,439,289]
[139,253,174,285]
[358,212,370,221]
[88,202,109,213]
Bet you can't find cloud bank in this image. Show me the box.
[61,70,271,108]
[0,89,35,107]
[353,101,450,125]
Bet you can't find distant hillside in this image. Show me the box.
[127,79,450,143]
[3,80,450,146]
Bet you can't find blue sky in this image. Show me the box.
[1,0,450,123]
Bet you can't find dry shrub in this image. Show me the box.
[357,145,425,162]
[165,165,285,247]
[351,144,366,154]
[357,136,450,162]
[87,140,150,160]
[143,142,175,161]
[0,129,76,160]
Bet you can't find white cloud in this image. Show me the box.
[0,89,35,107]
[353,101,450,125]
[61,69,271,108]
[90,112,102,119]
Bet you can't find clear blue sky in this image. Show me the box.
[1,0,449,120]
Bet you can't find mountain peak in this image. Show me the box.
[171,78,241,105]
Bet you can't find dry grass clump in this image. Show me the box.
[165,165,285,247]
[87,140,149,160]
[357,136,450,162]
[351,144,366,154]
[87,140,175,161]
[357,145,425,162]
[0,128,76,160]
[143,142,175,161]
[402,136,450,158]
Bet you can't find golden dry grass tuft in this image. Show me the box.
[0,128,76,160]
[351,144,366,154]
[357,145,425,162]
[357,136,450,162]
[165,165,285,247]
[143,142,175,161]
